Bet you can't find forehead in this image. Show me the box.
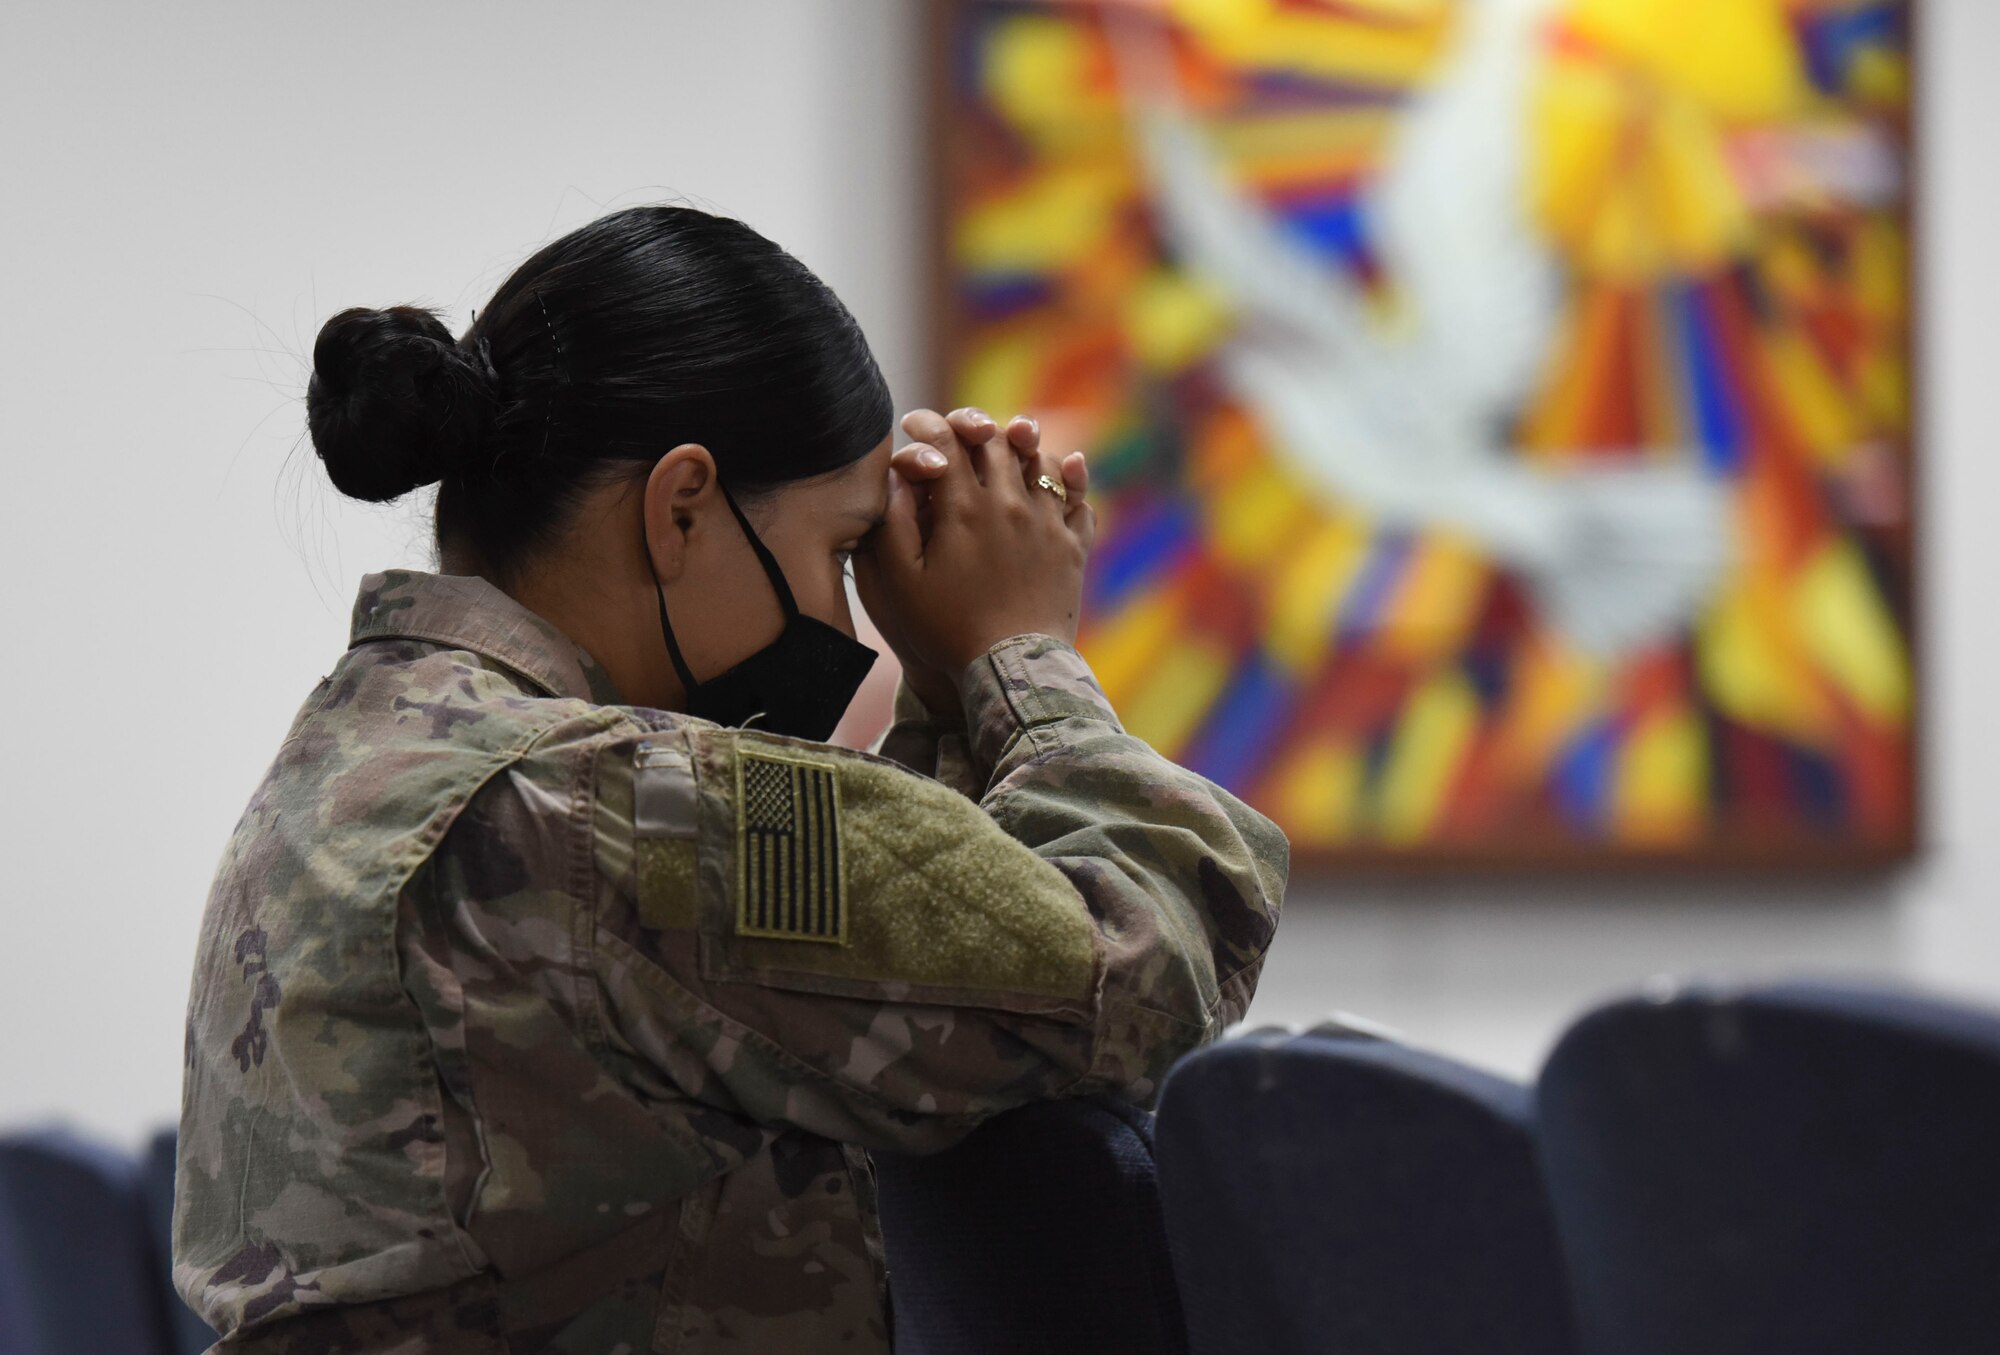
[823,437,893,504]
[764,436,893,528]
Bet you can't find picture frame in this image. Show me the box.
[927,0,1919,872]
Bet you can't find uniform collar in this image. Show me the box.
[348,569,625,705]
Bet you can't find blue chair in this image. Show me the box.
[874,1094,1187,1355]
[1537,980,2000,1355]
[140,1130,217,1355]
[1155,1025,1579,1355]
[0,1128,176,1354]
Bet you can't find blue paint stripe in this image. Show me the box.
[1801,21,1844,94]
[1242,70,1406,111]
[1824,5,1901,54]
[1181,653,1298,792]
[1087,499,1200,614]
[1553,721,1618,835]
[964,273,1052,318]
[1785,744,1848,829]
[1335,535,1412,642]
[1362,724,1396,796]
[1461,649,1510,709]
[1803,7,1900,98]
[1280,193,1371,271]
[1677,283,1746,475]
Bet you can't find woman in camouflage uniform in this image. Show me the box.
[176,205,1288,1354]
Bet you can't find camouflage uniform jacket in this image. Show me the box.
[176,568,1289,1354]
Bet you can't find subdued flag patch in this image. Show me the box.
[736,749,847,944]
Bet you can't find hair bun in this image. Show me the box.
[306,305,500,502]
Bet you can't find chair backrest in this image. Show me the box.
[1537,980,2000,1355]
[1154,1027,1579,1355]
[874,1094,1188,1355]
[0,1128,175,1355]
[140,1129,218,1355]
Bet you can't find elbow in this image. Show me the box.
[1242,812,1292,930]
[1091,939,1232,1102]
[1088,999,1214,1107]
[1195,846,1284,994]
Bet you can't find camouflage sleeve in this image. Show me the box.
[586,634,1287,1152]
[955,633,1289,1085]
[865,674,983,799]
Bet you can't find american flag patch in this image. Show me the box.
[735,749,847,944]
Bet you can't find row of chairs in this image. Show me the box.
[875,979,2000,1355]
[0,1128,209,1355]
[5,979,1997,1353]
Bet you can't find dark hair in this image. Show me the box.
[305,205,892,582]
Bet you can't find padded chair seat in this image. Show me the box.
[1155,1026,1578,1355]
[0,1127,175,1354]
[875,1094,1187,1355]
[1538,980,2000,1355]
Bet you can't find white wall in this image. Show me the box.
[0,0,926,1144]
[0,1,1992,1144]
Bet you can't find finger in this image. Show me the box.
[1021,446,1070,513]
[1005,414,1041,458]
[1067,498,1097,555]
[850,510,894,627]
[946,406,998,459]
[1061,450,1089,500]
[1057,452,1093,544]
[901,408,959,458]
[900,407,941,439]
[971,422,1028,504]
[899,408,981,513]
[946,407,1001,488]
[867,464,924,571]
[890,441,949,483]
[922,403,1015,500]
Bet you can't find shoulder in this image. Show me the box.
[594,722,1101,1015]
[442,699,699,854]
[583,719,963,929]
[601,720,1000,860]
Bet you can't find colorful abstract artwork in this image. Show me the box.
[936,0,1914,864]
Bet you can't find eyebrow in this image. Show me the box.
[845,507,888,533]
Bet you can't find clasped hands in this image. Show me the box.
[852,407,1095,721]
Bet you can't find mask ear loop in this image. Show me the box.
[654,576,703,696]
[716,480,800,620]
[652,477,798,696]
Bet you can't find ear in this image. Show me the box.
[642,443,720,583]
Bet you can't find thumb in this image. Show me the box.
[871,465,924,573]
[853,468,923,626]
[890,441,950,485]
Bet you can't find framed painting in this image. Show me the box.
[930,0,1916,868]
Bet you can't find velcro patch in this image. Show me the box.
[634,741,698,840]
[736,749,846,944]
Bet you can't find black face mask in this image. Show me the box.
[652,481,878,742]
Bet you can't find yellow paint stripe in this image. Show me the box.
[1379,534,1489,663]
[1269,517,1372,676]
[1208,109,1398,163]
[1270,738,1366,849]
[1173,2,1453,87]
[1083,587,1184,711]
[1792,538,1911,725]
[1613,706,1707,845]
[1122,638,1233,758]
[1374,669,1479,844]
[1211,463,1313,571]
[1495,637,1607,778]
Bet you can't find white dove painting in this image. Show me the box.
[941,0,1915,864]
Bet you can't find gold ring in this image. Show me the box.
[1035,473,1069,504]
